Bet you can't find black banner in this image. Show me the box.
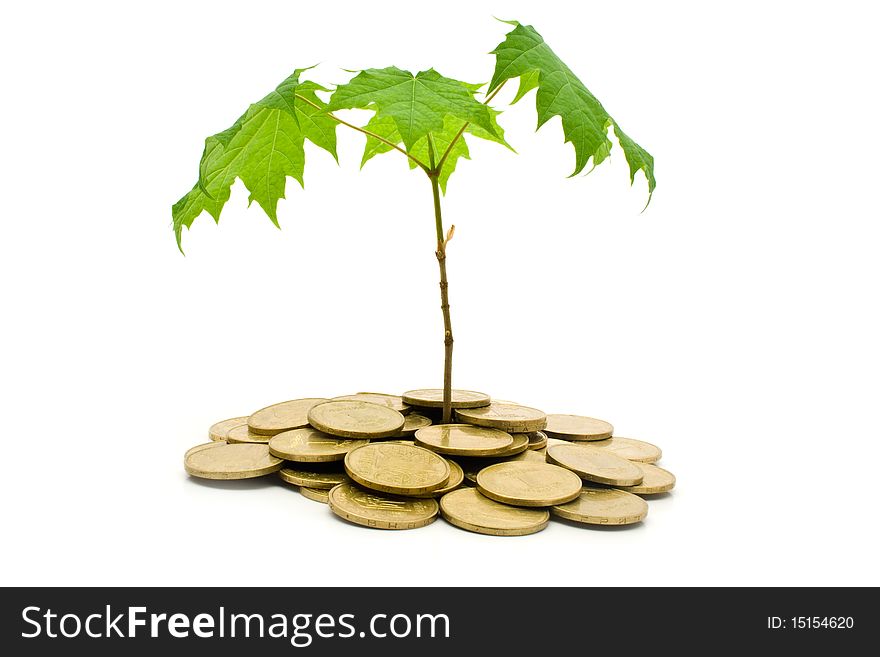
[0,587,869,654]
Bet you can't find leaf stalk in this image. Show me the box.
[435,80,506,179]
[294,93,431,172]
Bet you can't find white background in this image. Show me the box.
[1,0,878,587]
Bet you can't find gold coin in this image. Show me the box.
[508,448,547,464]
[621,463,676,495]
[335,393,412,415]
[308,400,405,439]
[300,487,331,504]
[590,436,662,463]
[440,488,549,536]
[184,443,282,480]
[547,443,644,486]
[492,433,530,457]
[184,442,225,460]
[278,464,349,490]
[527,431,548,450]
[394,413,432,437]
[454,402,547,433]
[411,460,465,498]
[247,398,328,436]
[544,414,613,441]
[208,416,248,442]
[344,442,450,495]
[476,461,582,507]
[328,483,439,530]
[545,437,571,449]
[402,388,491,409]
[226,424,271,444]
[269,427,367,462]
[414,424,513,456]
[551,486,648,525]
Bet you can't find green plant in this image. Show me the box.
[171,20,656,423]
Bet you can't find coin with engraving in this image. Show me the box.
[269,427,367,462]
[300,487,331,504]
[590,437,662,463]
[344,442,450,495]
[454,403,547,433]
[184,443,282,480]
[208,416,248,442]
[476,461,582,507]
[544,414,614,441]
[247,398,328,436]
[527,431,547,450]
[551,486,648,525]
[493,433,530,457]
[393,413,432,437]
[328,483,439,530]
[547,443,644,486]
[620,463,676,495]
[334,393,412,415]
[411,460,464,498]
[308,400,405,439]
[440,488,550,536]
[278,464,350,490]
[226,424,271,444]
[414,424,513,456]
[402,388,491,409]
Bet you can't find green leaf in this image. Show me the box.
[359,111,399,168]
[172,69,337,250]
[360,109,512,193]
[170,184,223,253]
[489,22,655,201]
[329,67,498,150]
[355,80,512,193]
[612,121,655,203]
[415,109,513,193]
[511,69,540,104]
[411,117,472,194]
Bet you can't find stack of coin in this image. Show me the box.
[184,396,675,534]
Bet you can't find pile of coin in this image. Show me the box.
[184,390,675,535]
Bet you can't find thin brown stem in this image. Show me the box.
[294,93,431,172]
[435,240,453,424]
[427,138,454,423]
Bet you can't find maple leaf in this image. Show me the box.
[171,69,337,251]
[488,22,655,202]
[354,84,512,193]
[328,67,499,151]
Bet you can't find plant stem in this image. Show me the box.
[299,81,506,423]
[427,139,454,424]
[294,93,431,172]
